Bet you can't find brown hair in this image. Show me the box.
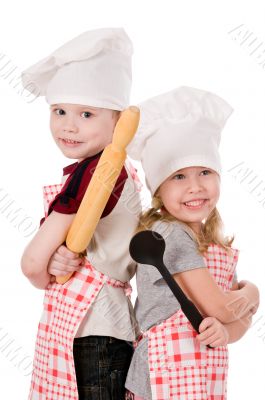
[137,194,234,256]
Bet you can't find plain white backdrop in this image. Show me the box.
[0,0,265,398]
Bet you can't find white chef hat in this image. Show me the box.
[127,86,233,195]
[21,28,133,110]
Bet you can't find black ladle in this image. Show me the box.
[130,230,211,347]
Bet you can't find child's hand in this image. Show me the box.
[238,280,260,316]
[197,317,229,347]
[48,245,85,277]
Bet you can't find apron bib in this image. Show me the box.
[28,182,132,400]
[142,244,239,400]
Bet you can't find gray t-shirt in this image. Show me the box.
[126,220,207,399]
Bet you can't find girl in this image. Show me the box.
[21,28,141,400]
[125,87,259,399]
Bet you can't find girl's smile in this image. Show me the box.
[158,167,220,233]
[182,198,209,210]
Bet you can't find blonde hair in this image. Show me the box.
[137,194,234,256]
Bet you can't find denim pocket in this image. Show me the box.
[110,369,127,400]
[73,340,99,387]
[75,385,100,400]
[73,338,133,399]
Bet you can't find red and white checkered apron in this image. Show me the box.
[28,182,133,400]
[140,244,239,400]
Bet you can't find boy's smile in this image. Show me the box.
[50,103,119,161]
[59,138,83,149]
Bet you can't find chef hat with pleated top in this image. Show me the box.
[127,86,233,195]
[21,27,133,110]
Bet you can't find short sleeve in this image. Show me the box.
[51,158,95,214]
[146,221,206,284]
[49,156,127,217]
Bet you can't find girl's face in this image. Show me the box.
[50,104,119,161]
[158,166,220,233]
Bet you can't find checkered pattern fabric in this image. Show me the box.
[141,244,238,400]
[125,160,143,192]
[42,184,64,217]
[29,262,131,399]
[28,183,133,400]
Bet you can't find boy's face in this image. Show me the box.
[50,103,120,161]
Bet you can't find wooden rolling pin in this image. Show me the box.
[56,106,140,284]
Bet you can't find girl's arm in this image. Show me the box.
[195,281,257,346]
[21,211,76,289]
[224,314,253,344]
[173,269,259,324]
[223,280,257,343]
[196,313,253,347]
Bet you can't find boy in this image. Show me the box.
[21,28,141,400]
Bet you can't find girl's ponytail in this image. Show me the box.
[196,207,234,255]
[137,195,175,232]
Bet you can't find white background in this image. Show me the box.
[0,0,265,398]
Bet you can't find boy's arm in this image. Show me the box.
[21,211,75,289]
[21,161,126,290]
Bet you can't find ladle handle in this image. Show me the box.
[158,261,212,348]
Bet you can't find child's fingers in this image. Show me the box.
[197,332,220,346]
[250,303,259,315]
[238,280,248,289]
[50,268,73,277]
[204,336,222,347]
[49,259,84,275]
[49,263,80,276]
[53,253,84,267]
[57,245,80,260]
[198,317,216,333]
[197,327,215,342]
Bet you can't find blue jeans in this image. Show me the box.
[73,335,133,400]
